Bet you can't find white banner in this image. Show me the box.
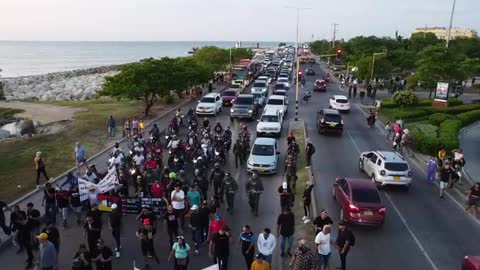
[96,167,118,194]
[201,265,219,270]
[78,178,92,202]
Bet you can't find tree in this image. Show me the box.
[100,57,212,116]
[389,48,416,74]
[354,55,392,82]
[459,57,480,81]
[407,32,441,53]
[193,46,229,71]
[230,48,254,62]
[278,42,287,47]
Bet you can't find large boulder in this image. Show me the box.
[19,119,35,135]
[0,129,10,139]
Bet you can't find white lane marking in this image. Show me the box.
[347,131,439,270]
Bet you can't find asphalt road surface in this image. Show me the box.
[301,62,480,270]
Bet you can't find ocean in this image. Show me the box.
[0,41,279,77]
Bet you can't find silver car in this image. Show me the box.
[247,137,280,175]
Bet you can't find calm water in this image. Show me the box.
[0,41,278,77]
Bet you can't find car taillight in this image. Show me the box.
[380,170,386,176]
[378,208,386,215]
[408,171,412,177]
[349,204,359,212]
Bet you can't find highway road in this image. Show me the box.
[2,60,480,270]
[302,62,480,270]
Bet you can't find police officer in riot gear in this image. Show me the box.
[222,172,238,213]
[245,173,264,216]
[209,163,225,199]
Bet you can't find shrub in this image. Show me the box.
[411,119,461,155]
[406,122,438,137]
[163,95,175,104]
[457,110,480,126]
[392,90,418,107]
[428,113,455,126]
[381,108,428,121]
[410,130,439,156]
[448,98,463,106]
[423,104,480,114]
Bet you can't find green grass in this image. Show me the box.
[0,97,176,202]
[0,107,24,117]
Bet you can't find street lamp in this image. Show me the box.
[446,0,457,48]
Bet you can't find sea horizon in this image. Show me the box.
[0,40,287,77]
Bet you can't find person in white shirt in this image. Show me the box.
[133,152,145,167]
[315,224,331,269]
[257,228,276,265]
[170,183,186,230]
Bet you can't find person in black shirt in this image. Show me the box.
[69,185,83,225]
[26,202,41,248]
[84,215,102,252]
[0,201,11,236]
[239,225,256,270]
[56,189,70,228]
[72,243,93,270]
[190,205,202,255]
[209,225,231,270]
[42,183,56,224]
[163,205,179,248]
[136,218,159,267]
[16,209,34,268]
[302,180,314,223]
[277,182,293,210]
[312,209,333,235]
[439,163,452,199]
[277,207,295,257]
[109,204,122,258]
[92,239,113,270]
[10,205,27,252]
[136,207,156,230]
[199,201,211,242]
[334,222,354,270]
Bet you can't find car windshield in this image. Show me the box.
[252,144,274,156]
[336,98,348,103]
[275,84,286,90]
[278,78,288,82]
[254,82,266,88]
[234,97,253,105]
[352,188,381,203]
[222,91,236,97]
[275,91,286,96]
[230,84,240,89]
[384,162,409,171]
[324,114,342,123]
[267,99,284,105]
[261,115,279,122]
[201,97,215,103]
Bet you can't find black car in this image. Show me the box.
[316,109,343,135]
[306,68,315,75]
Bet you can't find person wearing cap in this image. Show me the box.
[334,222,354,270]
[208,213,227,241]
[209,225,232,270]
[222,173,238,213]
[164,205,180,248]
[277,181,294,210]
[34,151,49,187]
[257,228,276,265]
[250,253,271,270]
[305,138,316,168]
[210,163,225,199]
[239,225,256,269]
[136,218,159,267]
[189,204,202,255]
[92,239,113,270]
[277,207,295,257]
[312,210,333,235]
[289,239,319,270]
[168,235,191,269]
[109,203,122,258]
[37,232,57,270]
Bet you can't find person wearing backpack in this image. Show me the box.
[334,221,355,270]
[305,138,316,168]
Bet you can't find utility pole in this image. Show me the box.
[332,23,339,48]
[446,0,457,48]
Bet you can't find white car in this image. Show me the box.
[247,137,280,175]
[359,150,413,190]
[277,77,290,89]
[329,95,351,112]
[265,95,288,116]
[196,93,223,116]
[252,80,269,95]
[258,75,272,85]
[256,108,283,137]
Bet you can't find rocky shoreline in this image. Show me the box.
[0,65,123,101]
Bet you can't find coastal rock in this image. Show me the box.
[0,66,120,101]
[19,119,35,135]
[0,129,10,139]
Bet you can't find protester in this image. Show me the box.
[168,235,191,270]
[75,142,88,174]
[132,118,139,135]
[139,120,145,133]
[37,232,57,270]
[384,121,391,140]
[315,225,331,270]
[305,138,316,168]
[189,205,202,255]
[199,201,211,242]
[164,205,180,248]
[209,225,231,270]
[427,156,437,184]
[72,243,93,270]
[250,253,271,270]
[18,209,34,269]
[84,214,102,252]
[257,228,276,265]
[171,182,186,230]
[334,222,355,270]
[56,188,70,228]
[42,183,56,225]
[208,213,227,241]
[278,181,294,210]
[239,225,256,270]
[124,118,131,139]
[465,182,480,217]
[109,203,122,258]
[277,207,295,257]
[107,115,116,139]
[136,218,160,267]
[69,184,83,225]
[26,202,41,246]
[187,185,201,210]
[10,205,26,250]
[43,223,60,254]
[289,239,319,270]
[92,239,113,270]
[34,151,49,187]
[439,162,452,199]
[312,210,333,235]
[302,179,314,224]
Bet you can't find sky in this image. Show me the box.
[1,0,479,42]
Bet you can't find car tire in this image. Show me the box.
[359,159,364,172]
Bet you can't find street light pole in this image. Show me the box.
[446,0,457,48]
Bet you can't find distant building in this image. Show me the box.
[412,27,478,39]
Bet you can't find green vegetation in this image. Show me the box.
[392,90,417,107]
[0,107,24,118]
[379,97,480,155]
[0,98,177,202]
[310,34,480,88]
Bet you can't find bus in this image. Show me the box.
[231,59,261,85]
[265,50,275,61]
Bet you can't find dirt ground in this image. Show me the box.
[0,101,87,124]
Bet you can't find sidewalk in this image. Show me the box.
[0,84,229,249]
